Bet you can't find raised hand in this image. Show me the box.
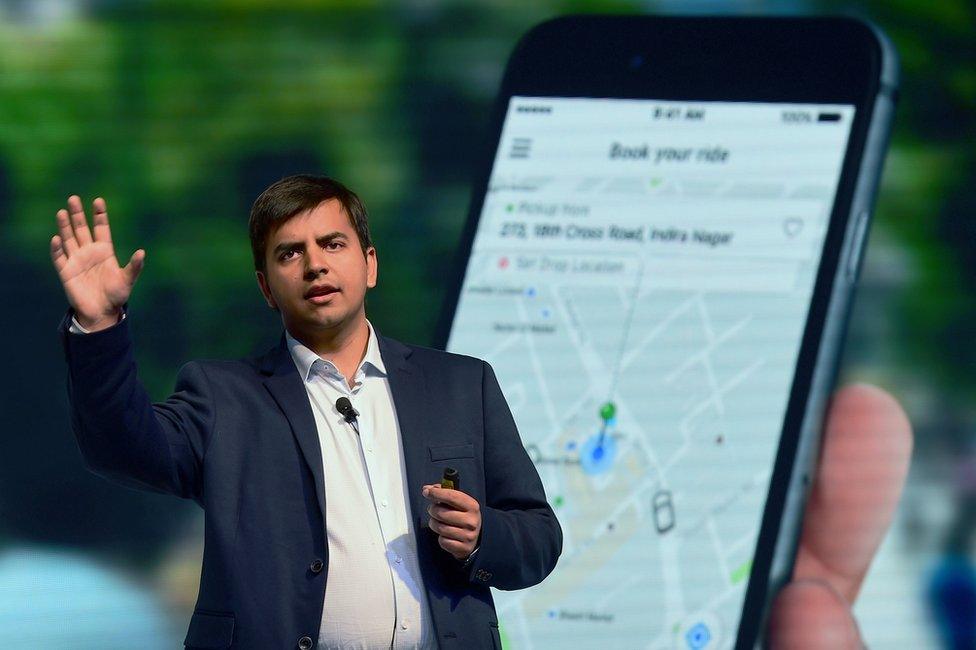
[50,195,145,332]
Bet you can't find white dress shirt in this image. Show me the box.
[70,313,435,649]
[286,320,435,650]
[69,312,126,334]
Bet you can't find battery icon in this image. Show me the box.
[817,112,842,123]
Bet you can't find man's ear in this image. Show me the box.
[365,246,378,289]
[255,270,278,310]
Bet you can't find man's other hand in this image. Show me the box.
[768,383,913,648]
[422,484,482,561]
[51,195,145,332]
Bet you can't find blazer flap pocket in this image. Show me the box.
[184,610,235,648]
[428,443,475,461]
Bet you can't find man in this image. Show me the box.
[51,175,913,650]
[52,175,562,649]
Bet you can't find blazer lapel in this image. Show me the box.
[259,333,327,525]
[376,332,431,534]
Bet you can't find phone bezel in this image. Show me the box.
[433,14,892,648]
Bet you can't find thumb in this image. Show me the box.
[124,249,146,285]
[768,579,863,649]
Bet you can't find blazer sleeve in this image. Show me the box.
[58,306,214,505]
[466,360,563,590]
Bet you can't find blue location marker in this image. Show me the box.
[580,401,619,475]
[525,287,536,297]
[579,432,617,475]
[565,441,577,451]
[685,622,711,649]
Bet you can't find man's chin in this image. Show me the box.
[304,310,355,331]
[284,303,364,334]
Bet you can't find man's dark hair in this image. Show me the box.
[248,174,373,275]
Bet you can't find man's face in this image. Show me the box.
[256,198,377,339]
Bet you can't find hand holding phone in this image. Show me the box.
[768,384,912,647]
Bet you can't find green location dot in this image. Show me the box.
[506,203,514,212]
[553,495,564,508]
[731,559,753,585]
[599,401,616,422]
[650,177,662,187]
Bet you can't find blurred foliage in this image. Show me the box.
[826,0,976,441]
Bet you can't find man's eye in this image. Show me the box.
[281,250,297,260]
[326,241,342,250]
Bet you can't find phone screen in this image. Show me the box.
[444,97,855,648]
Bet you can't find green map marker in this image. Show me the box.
[731,559,752,585]
[595,401,617,450]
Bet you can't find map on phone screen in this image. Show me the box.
[446,97,854,648]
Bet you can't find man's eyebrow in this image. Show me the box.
[273,232,348,256]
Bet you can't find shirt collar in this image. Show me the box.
[285,319,387,383]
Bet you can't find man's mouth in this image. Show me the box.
[305,285,339,300]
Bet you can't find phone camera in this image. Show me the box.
[629,54,644,69]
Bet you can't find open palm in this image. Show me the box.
[50,195,145,327]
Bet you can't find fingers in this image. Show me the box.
[50,235,67,274]
[427,503,478,529]
[768,579,863,649]
[91,197,113,244]
[427,518,478,544]
[437,535,472,558]
[423,484,481,560]
[56,195,109,257]
[795,383,913,603]
[422,484,479,512]
[66,195,93,246]
[56,208,77,256]
[124,249,146,286]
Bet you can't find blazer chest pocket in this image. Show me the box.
[184,610,235,649]
[428,443,475,461]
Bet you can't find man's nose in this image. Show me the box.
[303,245,330,277]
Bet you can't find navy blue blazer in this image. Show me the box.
[58,307,561,649]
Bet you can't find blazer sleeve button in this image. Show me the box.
[309,558,324,574]
[298,635,313,649]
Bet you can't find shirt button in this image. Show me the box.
[309,558,324,574]
[395,555,402,564]
[381,499,388,507]
[298,636,313,650]
[400,620,409,630]
[367,445,373,453]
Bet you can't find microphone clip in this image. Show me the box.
[335,396,360,424]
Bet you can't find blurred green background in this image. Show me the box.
[1,0,973,647]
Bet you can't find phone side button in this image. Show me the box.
[845,210,870,283]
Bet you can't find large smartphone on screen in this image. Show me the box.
[435,15,897,649]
